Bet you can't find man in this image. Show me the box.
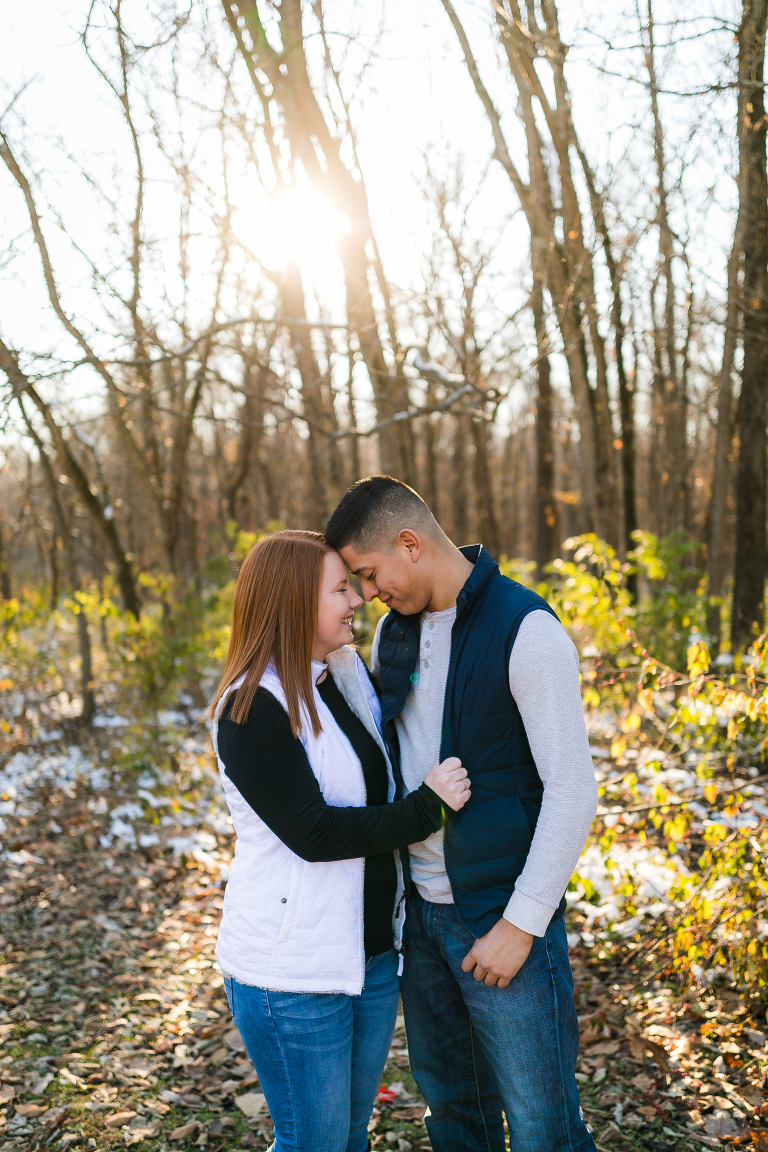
[325,476,598,1152]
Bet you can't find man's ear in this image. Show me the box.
[397,529,422,562]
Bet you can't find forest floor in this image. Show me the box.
[1,720,768,1152]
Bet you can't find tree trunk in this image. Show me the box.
[281,260,332,530]
[452,413,471,544]
[0,521,12,601]
[532,280,557,577]
[708,105,748,649]
[472,418,500,558]
[573,134,638,589]
[19,400,96,722]
[733,0,768,651]
[423,410,440,526]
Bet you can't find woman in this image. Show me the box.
[209,530,470,1152]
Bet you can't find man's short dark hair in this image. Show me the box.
[325,475,440,552]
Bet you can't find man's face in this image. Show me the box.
[339,534,430,616]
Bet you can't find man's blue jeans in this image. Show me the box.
[223,949,399,1152]
[400,892,595,1152]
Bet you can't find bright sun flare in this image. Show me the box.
[232,184,341,282]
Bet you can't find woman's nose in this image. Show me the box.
[351,591,364,609]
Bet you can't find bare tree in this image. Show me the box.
[439,0,621,545]
[732,0,768,650]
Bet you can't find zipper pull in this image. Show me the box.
[397,951,404,977]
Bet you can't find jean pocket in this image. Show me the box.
[223,975,233,1016]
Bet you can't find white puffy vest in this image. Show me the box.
[212,645,404,995]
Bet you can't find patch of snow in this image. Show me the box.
[156,710,187,727]
[92,714,130,728]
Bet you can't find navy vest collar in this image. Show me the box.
[455,544,497,621]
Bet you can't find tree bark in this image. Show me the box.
[452,413,470,544]
[19,398,96,722]
[0,520,11,601]
[532,279,557,577]
[472,418,500,558]
[707,208,743,647]
[733,0,768,651]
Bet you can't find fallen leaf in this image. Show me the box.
[31,1072,54,1094]
[60,1067,88,1089]
[704,1107,739,1137]
[140,1100,170,1117]
[90,1085,119,1104]
[217,1080,242,1094]
[169,1122,199,1140]
[123,1128,158,1146]
[390,1106,426,1121]
[105,1111,139,1128]
[223,1027,245,1052]
[587,1039,621,1056]
[42,1107,68,1131]
[235,1091,267,1118]
[735,1087,762,1107]
[179,1092,204,1109]
[643,1037,671,1073]
[15,1103,49,1118]
[0,1085,15,1104]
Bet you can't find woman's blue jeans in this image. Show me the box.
[223,949,399,1152]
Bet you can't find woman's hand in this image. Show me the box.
[424,756,471,811]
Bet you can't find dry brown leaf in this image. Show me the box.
[15,1104,49,1118]
[41,1106,67,1131]
[105,1111,139,1128]
[235,1091,267,1118]
[390,1106,426,1121]
[223,1027,245,1052]
[169,1122,199,1140]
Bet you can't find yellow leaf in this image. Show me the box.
[704,784,718,804]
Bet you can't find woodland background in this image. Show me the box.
[3,2,768,1150]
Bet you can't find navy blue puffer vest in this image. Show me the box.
[378,545,565,938]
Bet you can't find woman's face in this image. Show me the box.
[313,550,364,662]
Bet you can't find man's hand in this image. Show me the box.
[461,917,533,989]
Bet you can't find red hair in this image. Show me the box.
[210,530,331,736]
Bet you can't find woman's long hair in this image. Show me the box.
[209,530,331,736]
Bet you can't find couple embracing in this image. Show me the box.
[210,476,598,1152]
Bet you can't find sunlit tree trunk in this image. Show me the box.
[733,0,768,650]
[532,279,557,578]
[707,202,743,647]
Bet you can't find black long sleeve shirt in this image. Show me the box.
[217,677,443,956]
